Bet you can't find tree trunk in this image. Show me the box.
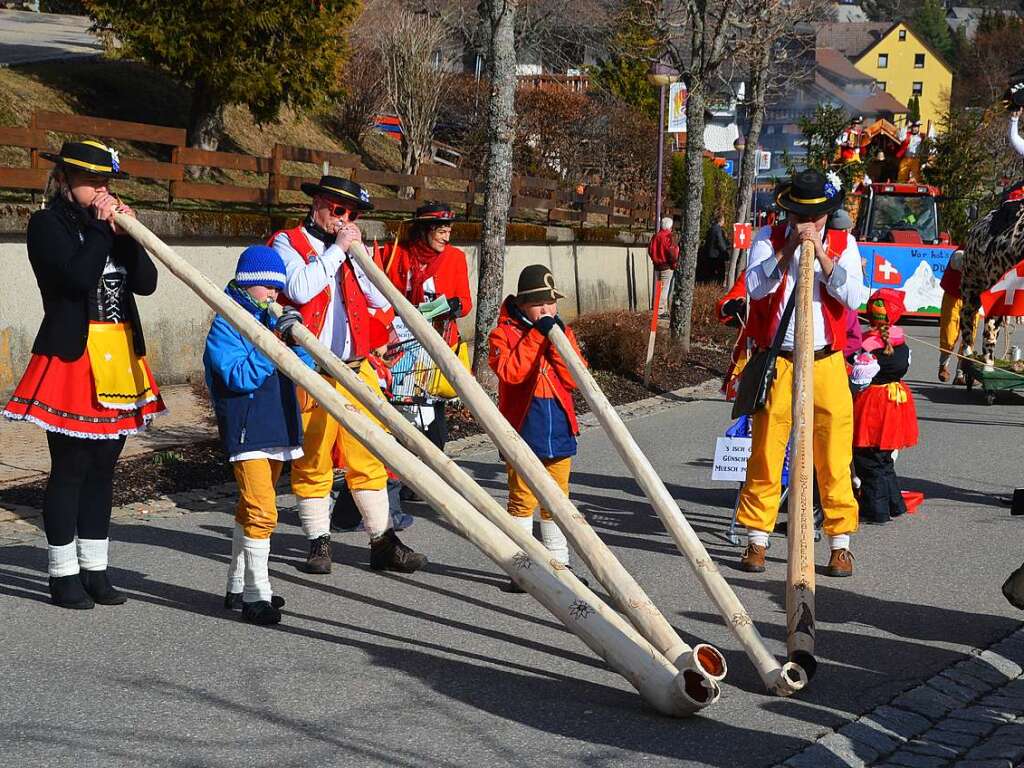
[186,78,225,181]
[400,136,418,198]
[472,0,518,388]
[669,84,706,352]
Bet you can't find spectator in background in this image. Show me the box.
[647,216,679,318]
[699,212,730,283]
[829,208,864,359]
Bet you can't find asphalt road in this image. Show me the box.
[1,322,1022,767]
[0,10,102,67]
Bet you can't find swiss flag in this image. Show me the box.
[980,260,1024,317]
[733,223,753,249]
[873,254,902,285]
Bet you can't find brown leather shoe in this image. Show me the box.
[826,548,854,577]
[740,544,767,573]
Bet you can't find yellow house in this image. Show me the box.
[817,21,953,130]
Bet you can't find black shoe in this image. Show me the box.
[224,592,285,611]
[370,529,427,573]
[49,574,94,610]
[79,569,127,606]
[242,600,282,626]
[301,534,332,574]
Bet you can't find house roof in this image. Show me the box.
[816,22,891,59]
[813,73,907,115]
[816,46,875,85]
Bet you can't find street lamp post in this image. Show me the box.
[729,135,748,286]
[648,62,680,228]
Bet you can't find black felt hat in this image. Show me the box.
[775,169,844,217]
[516,264,565,302]
[1005,69,1024,109]
[300,174,374,211]
[410,202,456,223]
[40,140,127,178]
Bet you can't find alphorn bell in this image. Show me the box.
[545,324,806,696]
[786,239,817,678]
[268,301,726,697]
[112,214,717,716]
[345,242,703,669]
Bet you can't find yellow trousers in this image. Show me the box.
[233,458,283,539]
[507,457,572,520]
[736,351,858,537]
[939,292,963,356]
[291,361,388,499]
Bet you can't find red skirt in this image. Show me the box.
[853,382,918,450]
[2,352,166,439]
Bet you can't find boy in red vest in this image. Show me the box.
[736,169,869,577]
[489,265,586,593]
[271,175,426,576]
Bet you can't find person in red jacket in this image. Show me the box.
[488,265,586,593]
[648,217,679,317]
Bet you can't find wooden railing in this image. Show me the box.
[0,109,656,228]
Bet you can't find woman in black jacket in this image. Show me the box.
[2,140,166,609]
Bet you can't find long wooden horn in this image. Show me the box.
[112,213,717,717]
[546,323,806,696]
[787,239,817,679]
[268,300,727,689]
[346,241,696,669]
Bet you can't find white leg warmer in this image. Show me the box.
[829,534,851,551]
[746,529,770,548]
[77,538,109,571]
[226,524,245,594]
[353,488,390,538]
[48,541,79,577]
[296,496,331,540]
[511,515,534,540]
[242,536,272,603]
[540,519,569,566]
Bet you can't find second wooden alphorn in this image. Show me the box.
[113,214,716,717]
[546,324,807,696]
[270,301,726,692]
[786,239,817,679]
[346,242,695,668]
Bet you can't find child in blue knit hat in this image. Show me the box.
[203,245,313,626]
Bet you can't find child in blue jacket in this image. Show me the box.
[204,245,312,626]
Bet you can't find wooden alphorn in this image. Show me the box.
[786,239,817,679]
[346,242,695,668]
[271,300,725,691]
[113,214,716,716]
[546,324,807,696]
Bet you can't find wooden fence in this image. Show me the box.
[0,110,658,228]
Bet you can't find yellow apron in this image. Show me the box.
[86,322,155,410]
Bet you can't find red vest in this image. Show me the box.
[746,224,849,352]
[271,226,386,359]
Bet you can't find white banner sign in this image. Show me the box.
[667,82,688,134]
[710,436,752,482]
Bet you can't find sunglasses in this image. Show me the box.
[325,201,360,220]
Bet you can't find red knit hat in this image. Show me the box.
[867,288,906,325]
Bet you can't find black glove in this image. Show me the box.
[722,298,745,320]
[276,306,304,345]
[447,297,462,318]
[533,315,564,337]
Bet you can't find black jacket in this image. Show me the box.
[27,197,157,361]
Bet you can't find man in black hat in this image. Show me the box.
[735,169,869,577]
[270,175,427,576]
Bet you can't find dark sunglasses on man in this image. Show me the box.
[326,201,360,221]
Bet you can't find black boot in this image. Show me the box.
[224,592,285,611]
[242,600,282,626]
[301,534,332,574]
[49,574,94,610]
[370,529,427,573]
[80,569,127,605]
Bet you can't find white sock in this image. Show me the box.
[511,515,534,541]
[226,524,245,594]
[242,536,272,603]
[746,529,770,548]
[296,496,331,540]
[48,541,79,577]
[353,488,390,538]
[829,534,851,551]
[540,519,569,566]
[77,538,109,571]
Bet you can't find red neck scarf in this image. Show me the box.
[406,239,449,305]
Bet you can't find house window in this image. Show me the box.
[915,53,925,68]
[877,53,888,68]
[899,29,907,41]
[912,81,923,96]
[876,81,887,91]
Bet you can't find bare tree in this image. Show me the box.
[376,4,454,177]
[333,37,388,151]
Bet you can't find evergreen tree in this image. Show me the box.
[911,0,956,64]
[588,1,659,119]
[907,95,921,123]
[82,0,359,151]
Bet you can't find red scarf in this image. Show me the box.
[406,240,450,306]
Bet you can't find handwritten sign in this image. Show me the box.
[711,437,751,481]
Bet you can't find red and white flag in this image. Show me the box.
[733,223,752,249]
[980,259,1024,317]
[873,254,902,285]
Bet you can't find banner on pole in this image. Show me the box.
[667,82,687,133]
[711,437,751,481]
[733,223,753,249]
